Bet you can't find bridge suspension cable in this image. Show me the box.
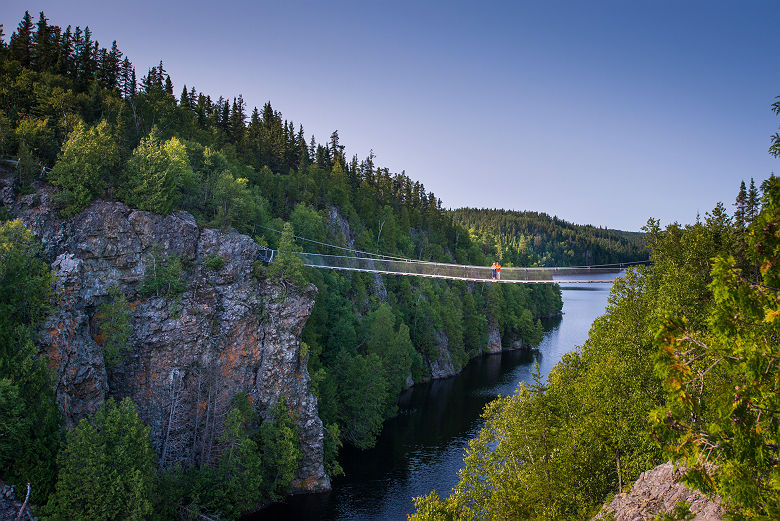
[256,223,650,283]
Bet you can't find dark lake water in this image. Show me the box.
[250,273,616,520]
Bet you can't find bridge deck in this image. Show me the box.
[300,263,615,283]
[261,250,630,284]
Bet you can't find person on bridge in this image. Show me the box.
[496,262,501,280]
[491,262,497,280]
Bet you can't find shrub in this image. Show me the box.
[203,253,225,272]
[140,249,185,298]
[96,285,132,369]
[48,120,120,216]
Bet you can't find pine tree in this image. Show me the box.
[32,12,54,72]
[747,177,759,224]
[78,27,95,89]
[229,95,246,143]
[8,11,34,68]
[734,180,747,230]
[58,25,72,75]
[179,84,190,108]
[119,57,135,98]
[102,40,122,91]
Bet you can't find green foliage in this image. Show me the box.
[266,222,307,287]
[44,397,156,521]
[367,303,414,408]
[211,170,254,229]
[15,139,38,190]
[203,252,225,271]
[259,396,302,501]
[170,394,301,520]
[139,249,185,298]
[96,285,132,369]
[0,220,59,502]
[337,350,389,449]
[49,120,119,216]
[0,378,26,471]
[412,184,753,519]
[190,394,265,520]
[452,207,648,268]
[0,109,11,155]
[652,175,780,519]
[0,10,568,485]
[123,128,194,215]
[15,116,56,165]
[323,422,344,478]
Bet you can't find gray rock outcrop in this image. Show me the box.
[592,462,723,521]
[6,183,329,493]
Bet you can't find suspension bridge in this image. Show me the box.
[256,226,648,284]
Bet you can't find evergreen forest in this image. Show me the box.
[0,11,654,520]
[411,182,780,515]
[452,208,647,267]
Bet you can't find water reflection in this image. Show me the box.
[249,274,614,521]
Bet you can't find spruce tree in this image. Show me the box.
[734,180,747,230]
[58,25,72,75]
[32,12,54,72]
[747,177,760,224]
[8,11,34,68]
[179,84,189,107]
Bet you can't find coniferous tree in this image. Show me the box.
[734,180,748,231]
[747,177,760,224]
[32,12,55,72]
[229,95,246,143]
[45,398,156,521]
[8,11,34,68]
[119,57,135,98]
[0,24,6,58]
[179,84,190,108]
[57,25,72,75]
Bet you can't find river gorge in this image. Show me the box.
[252,273,616,520]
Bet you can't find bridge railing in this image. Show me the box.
[285,252,620,282]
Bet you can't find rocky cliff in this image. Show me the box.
[5,179,329,493]
[592,463,723,521]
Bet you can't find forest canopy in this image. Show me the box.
[0,10,652,520]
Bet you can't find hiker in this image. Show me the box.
[496,262,501,280]
[491,262,497,280]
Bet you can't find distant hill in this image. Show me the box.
[452,208,648,267]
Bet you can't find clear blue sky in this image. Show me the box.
[3,1,779,231]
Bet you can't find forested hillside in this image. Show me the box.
[0,11,645,520]
[452,208,648,267]
[412,183,779,515]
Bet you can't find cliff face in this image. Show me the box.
[7,183,329,493]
